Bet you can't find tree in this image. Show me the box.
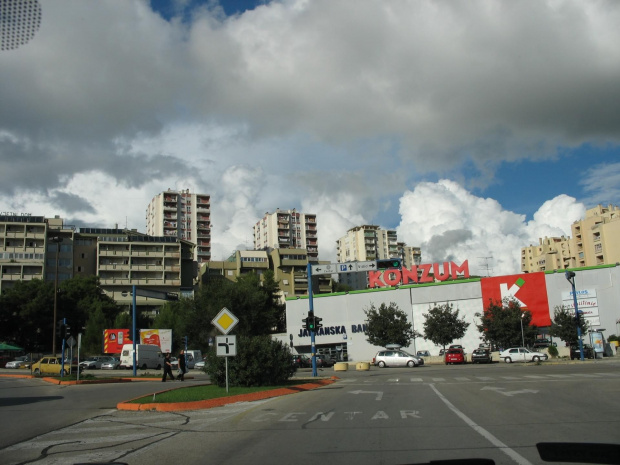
[204,335,295,387]
[82,302,107,355]
[477,299,537,349]
[364,302,418,348]
[549,305,589,344]
[423,302,470,350]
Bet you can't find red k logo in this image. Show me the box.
[480,273,551,327]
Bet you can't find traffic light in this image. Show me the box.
[183,336,188,347]
[376,258,402,270]
[314,316,323,331]
[56,319,66,339]
[64,323,71,338]
[307,311,316,332]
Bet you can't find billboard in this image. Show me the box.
[140,329,172,353]
[480,272,552,327]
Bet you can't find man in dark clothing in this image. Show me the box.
[162,352,175,382]
[178,349,187,381]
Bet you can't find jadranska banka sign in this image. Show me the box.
[298,260,470,338]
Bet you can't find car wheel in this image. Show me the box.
[504,357,512,363]
[34,368,40,375]
[378,361,386,368]
[532,356,540,362]
[407,360,415,368]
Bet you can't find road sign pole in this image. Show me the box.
[132,285,137,377]
[307,263,317,377]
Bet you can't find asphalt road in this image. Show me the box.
[2,360,620,465]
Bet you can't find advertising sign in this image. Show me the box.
[480,272,552,327]
[590,331,605,354]
[103,329,131,354]
[140,329,172,353]
[561,289,600,326]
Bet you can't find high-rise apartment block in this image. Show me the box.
[336,225,400,262]
[253,209,318,261]
[521,205,620,273]
[146,189,211,263]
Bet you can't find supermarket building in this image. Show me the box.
[284,262,620,362]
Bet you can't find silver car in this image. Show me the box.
[373,349,424,368]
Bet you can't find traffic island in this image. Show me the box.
[118,377,338,412]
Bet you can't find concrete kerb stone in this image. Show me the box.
[117,377,339,412]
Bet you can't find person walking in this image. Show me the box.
[162,352,175,382]
[178,349,187,381]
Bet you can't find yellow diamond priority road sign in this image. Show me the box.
[212,307,239,335]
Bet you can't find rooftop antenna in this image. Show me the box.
[478,256,493,277]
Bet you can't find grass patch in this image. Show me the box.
[129,381,300,404]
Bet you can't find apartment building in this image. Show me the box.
[521,205,620,273]
[521,236,573,273]
[336,225,401,262]
[0,214,75,293]
[85,228,195,312]
[253,209,318,261]
[200,248,331,301]
[146,189,211,263]
[571,204,620,267]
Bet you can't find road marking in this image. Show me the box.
[349,389,383,400]
[431,378,445,382]
[410,377,424,382]
[501,376,520,380]
[455,377,471,381]
[387,378,400,382]
[523,375,545,379]
[430,384,533,465]
[476,376,494,381]
[481,386,538,397]
[547,374,571,378]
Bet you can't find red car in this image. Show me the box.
[444,348,466,365]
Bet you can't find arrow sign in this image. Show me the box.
[481,386,538,397]
[349,390,383,401]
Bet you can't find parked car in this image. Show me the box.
[533,339,556,349]
[416,350,431,357]
[5,355,29,369]
[31,356,81,375]
[444,348,466,365]
[291,354,311,368]
[170,357,179,370]
[79,356,104,369]
[100,357,121,370]
[499,347,548,363]
[438,349,446,356]
[471,348,492,364]
[373,349,424,368]
[194,358,206,369]
[315,354,335,368]
[570,343,595,360]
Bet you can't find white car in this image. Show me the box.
[5,357,28,369]
[499,347,548,363]
[194,359,205,369]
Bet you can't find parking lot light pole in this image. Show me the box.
[521,313,526,362]
[565,271,585,361]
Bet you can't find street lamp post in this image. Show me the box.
[50,236,62,356]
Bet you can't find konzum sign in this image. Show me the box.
[368,260,470,288]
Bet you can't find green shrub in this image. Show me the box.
[205,335,295,387]
[547,345,559,358]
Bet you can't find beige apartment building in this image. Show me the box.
[571,204,620,267]
[146,189,211,263]
[253,209,318,261]
[521,205,620,273]
[200,248,331,301]
[521,236,573,273]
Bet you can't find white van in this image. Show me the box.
[185,350,202,369]
[120,344,163,370]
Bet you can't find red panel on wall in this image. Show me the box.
[480,272,552,327]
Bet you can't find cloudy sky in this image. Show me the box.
[1,0,619,276]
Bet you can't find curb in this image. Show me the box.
[117,377,338,412]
